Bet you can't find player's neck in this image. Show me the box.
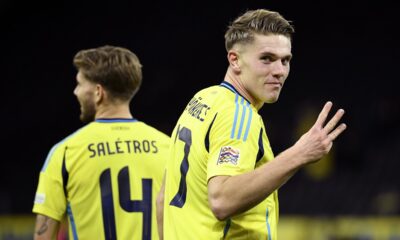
[224,69,263,110]
[95,103,133,119]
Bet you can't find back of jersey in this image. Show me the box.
[33,119,170,240]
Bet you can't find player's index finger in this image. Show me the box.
[315,101,333,127]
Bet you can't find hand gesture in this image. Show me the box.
[293,101,347,165]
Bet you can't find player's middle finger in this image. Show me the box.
[323,109,345,134]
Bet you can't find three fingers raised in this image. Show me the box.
[315,101,347,140]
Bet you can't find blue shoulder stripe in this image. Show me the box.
[41,125,88,172]
[230,93,240,139]
[222,82,253,142]
[243,101,253,141]
[230,95,253,142]
[236,97,246,139]
[41,143,61,172]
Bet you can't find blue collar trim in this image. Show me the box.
[220,81,251,104]
[95,118,138,123]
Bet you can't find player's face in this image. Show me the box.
[74,71,97,123]
[238,34,292,106]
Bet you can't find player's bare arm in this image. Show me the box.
[34,214,59,240]
[208,101,347,220]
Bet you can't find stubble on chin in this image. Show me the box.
[79,109,95,123]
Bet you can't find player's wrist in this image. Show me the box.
[282,145,309,168]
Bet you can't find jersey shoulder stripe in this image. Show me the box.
[41,124,88,172]
[220,82,253,142]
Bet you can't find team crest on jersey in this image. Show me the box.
[217,146,240,165]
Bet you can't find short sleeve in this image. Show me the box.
[207,100,261,181]
[32,143,68,221]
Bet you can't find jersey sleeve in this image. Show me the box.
[32,142,68,221]
[207,99,261,181]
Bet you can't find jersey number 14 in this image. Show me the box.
[100,166,152,240]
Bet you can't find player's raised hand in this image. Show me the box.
[293,101,347,165]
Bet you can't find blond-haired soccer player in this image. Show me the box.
[158,9,347,239]
[33,45,170,240]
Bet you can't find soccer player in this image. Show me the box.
[158,9,347,239]
[32,45,170,240]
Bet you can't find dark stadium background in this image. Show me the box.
[1,0,399,218]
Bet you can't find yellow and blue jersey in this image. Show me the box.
[33,118,170,240]
[163,81,279,240]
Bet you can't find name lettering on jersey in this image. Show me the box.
[87,139,158,158]
[185,96,210,122]
[217,146,240,165]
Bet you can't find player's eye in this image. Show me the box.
[260,55,273,63]
[281,58,290,66]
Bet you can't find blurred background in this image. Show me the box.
[1,0,399,239]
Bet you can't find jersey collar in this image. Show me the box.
[95,118,138,123]
[220,81,251,104]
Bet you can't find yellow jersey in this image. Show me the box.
[33,119,170,240]
[164,82,278,240]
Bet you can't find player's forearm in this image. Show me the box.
[34,214,60,240]
[208,146,303,220]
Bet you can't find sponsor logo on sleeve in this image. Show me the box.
[34,193,46,204]
[217,146,240,165]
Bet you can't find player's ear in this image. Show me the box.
[95,84,105,104]
[227,50,241,73]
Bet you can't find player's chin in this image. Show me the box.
[264,93,281,103]
[265,99,278,104]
